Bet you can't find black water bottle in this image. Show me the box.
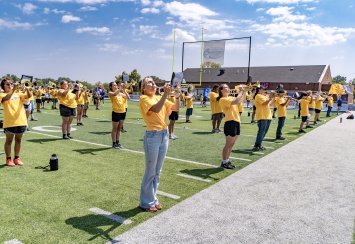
[50,154,58,171]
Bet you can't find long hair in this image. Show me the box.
[109,81,115,91]
[216,84,226,101]
[141,76,154,95]
[1,77,11,90]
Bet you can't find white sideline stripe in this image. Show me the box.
[28,131,216,168]
[250,145,275,149]
[4,240,24,244]
[176,173,211,183]
[229,156,252,162]
[89,207,132,225]
[263,141,283,144]
[157,190,181,199]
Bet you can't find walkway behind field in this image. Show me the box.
[113,113,355,244]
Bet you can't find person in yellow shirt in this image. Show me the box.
[209,85,223,133]
[314,94,325,124]
[76,87,85,126]
[83,88,90,118]
[306,91,316,128]
[109,82,130,149]
[120,84,130,133]
[326,93,334,117]
[33,86,42,113]
[139,77,179,212]
[49,86,58,110]
[0,78,32,166]
[252,86,275,151]
[299,92,312,133]
[168,87,181,140]
[57,80,79,140]
[275,91,291,140]
[185,91,194,123]
[218,84,246,169]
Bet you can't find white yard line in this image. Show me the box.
[89,207,132,225]
[28,131,217,168]
[229,156,252,162]
[176,173,211,183]
[157,190,181,200]
[4,240,24,244]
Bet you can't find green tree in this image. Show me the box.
[332,75,347,85]
[202,61,221,68]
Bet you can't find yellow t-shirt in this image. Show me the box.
[219,96,240,122]
[308,96,315,109]
[186,96,194,109]
[76,92,85,105]
[167,96,179,112]
[300,98,310,116]
[110,93,126,113]
[139,95,173,131]
[49,89,58,99]
[124,89,129,109]
[33,89,42,99]
[209,92,222,114]
[57,89,77,108]
[276,97,287,117]
[328,96,334,107]
[254,94,272,120]
[315,97,324,110]
[0,92,28,128]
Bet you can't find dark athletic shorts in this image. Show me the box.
[36,99,42,104]
[4,126,27,134]
[253,105,256,111]
[186,108,193,116]
[211,112,223,121]
[301,116,308,122]
[315,109,321,114]
[169,111,179,121]
[60,104,76,117]
[224,120,240,137]
[112,111,126,122]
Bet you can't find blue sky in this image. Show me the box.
[1,0,355,83]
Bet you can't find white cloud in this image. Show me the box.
[141,0,151,5]
[17,3,38,14]
[99,43,122,52]
[79,6,98,11]
[139,25,159,35]
[165,28,195,42]
[266,6,306,22]
[252,21,355,47]
[141,7,160,14]
[0,18,32,29]
[152,0,164,7]
[38,0,134,3]
[43,8,68,14]
[76,26,111,35]
[62,15,82,23]
[246,0,316,4]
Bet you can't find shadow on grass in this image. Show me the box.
[232,149,256,155]
[180,168,224,180]
[73,147,112,155]
[65,207,142,242]
[0,164,8,169]
[27,138,62,144]
[90,131,111,135]
[192,131,212,135]
[285,131,301,135]
[95,120,110,123]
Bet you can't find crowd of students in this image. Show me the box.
[0,76,342,213]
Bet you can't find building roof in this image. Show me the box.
[183,65,332,84]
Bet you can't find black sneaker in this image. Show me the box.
[117,143,124,149]
[298,129,306,133]
[252,146,261,151]
[67,135,73,139]
[121,128,127,133]
[112,143,120,149]
[259,146,266,150]
[220,161,235,169]
[63,135,70,140]
[306,125,313,128]
[30,118,38,121]
[276,136,285,140]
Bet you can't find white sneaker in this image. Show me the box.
[172,135,178,139]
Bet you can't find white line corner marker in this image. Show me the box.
[4,240,24,244]
[157,190,181,200]
[89,208,132,225]
[176,173,212,183]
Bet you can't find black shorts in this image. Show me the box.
[186,108,193,116]
[112,111,126,122]
[315,109,321,114]
[253,105,256,111]
[60,104,76,117]
[301,116,308,122]
[169,111,179,121]
[211,113,223,121]
[36,99,42,104]
[4,126,27,134]
[273,108,277,112]
[224,120,240,137]
[52,98,58,103]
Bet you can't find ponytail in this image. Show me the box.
[216,84,225,101]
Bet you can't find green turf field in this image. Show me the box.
[0,100,334,243]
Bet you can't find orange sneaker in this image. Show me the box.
[6,159,15,167]
[14,158,23,166]
[155,203,162,210]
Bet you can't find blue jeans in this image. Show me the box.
[276,117,286,138]
[140,129,169,208]
[326,106,332,117]
[255,120,271,147]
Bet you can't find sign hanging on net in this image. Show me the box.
[171,72,186,87]
[203,40,226,66]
